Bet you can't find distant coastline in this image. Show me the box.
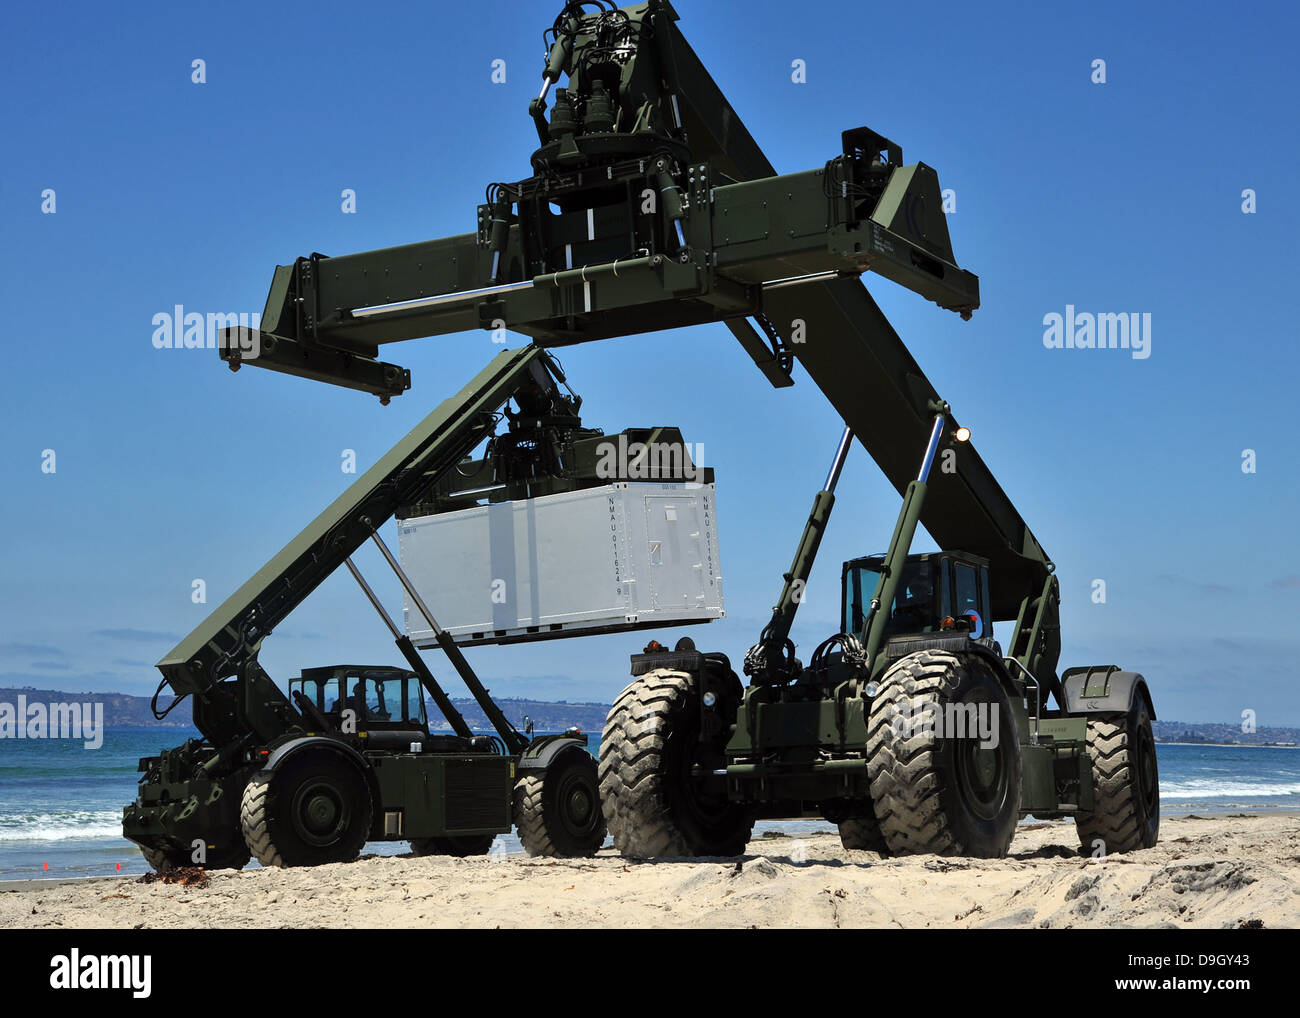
[2,686,1297,745]
[1158,741,1299,749]
[1150,719,1299,748]
[0,686,612,734]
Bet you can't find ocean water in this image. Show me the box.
[1,728,1297,880]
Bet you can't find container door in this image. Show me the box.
[643,495,706,609]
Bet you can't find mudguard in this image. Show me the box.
[1059,665,1156,718]
[516,736,589,771]
[260,735,381,807]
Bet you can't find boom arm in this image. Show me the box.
[763,276,1055,623]
[765,277,1062,685]
[156,346,566,744]
[213,0,1062,687]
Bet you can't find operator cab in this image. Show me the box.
[290,666,431,749]
[289,665,501,754]
[842,550,993,644]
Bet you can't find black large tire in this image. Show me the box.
[837,811,889,854]
[139,845,184,874]
[867,650,1021,858]
[1076,700,1160,854]
[240,750,373,868]
[514,751,606,857]
[411,834,495,857]
[140,841,249,872]
[599,668,754,858]
[200,842,251,871]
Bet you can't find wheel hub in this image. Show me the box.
[556,770,599,837]
[305,793,339,831]
[293,781,347,845]
[956,736,1007,821]
[566,785,593,825]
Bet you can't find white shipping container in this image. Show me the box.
[396,482,724,646]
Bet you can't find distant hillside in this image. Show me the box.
[0,686,608,734]
[438,697,609,734]
[1151,719,1299,747]
[2,686,1296,745]
[0,686,192,728]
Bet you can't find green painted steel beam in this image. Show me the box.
[763,277,1052,622]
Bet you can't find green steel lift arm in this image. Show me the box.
[155,345,563,747]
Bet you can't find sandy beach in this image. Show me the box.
[2,814,1296,930]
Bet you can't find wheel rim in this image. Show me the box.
[554,763,601,840]
[953,717,1010,822]
[565,782,594,826]
[1134,717,1159,817]
[291,778,350,847]
[666,712,733,833]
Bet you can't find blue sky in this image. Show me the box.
[1,0,1297,726]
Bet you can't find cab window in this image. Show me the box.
[363,679,393,721]
[889,561,936,634]
[292,677,342,715]
[845,561,941,635]
[954,563,979,618]
[353,675,426,726]
[404,680,427,727]
[844,565,880,634]
[953,562,984,636]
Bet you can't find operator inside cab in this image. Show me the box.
[891,567,934,633]
[349,683,369,721]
